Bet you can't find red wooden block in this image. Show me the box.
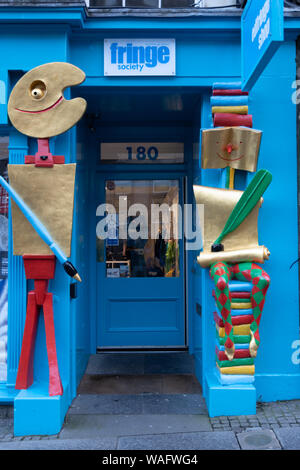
[231,292,251,299]
[15,292,39,390]
[25,138,65,166]
[23,255,56,280]
[214,113,253,128]
[213,89,249,96]
[214,311,254,327]
[43,293,63,396]
[215,346,251,361]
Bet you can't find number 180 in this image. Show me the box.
[126,146,159,161]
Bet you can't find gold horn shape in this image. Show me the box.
[8,62,87,139]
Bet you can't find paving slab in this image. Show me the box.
[118,430,239,450]
[274,426,300,450]
[236,429,281,450]
[0,437,117,450]
[60,414,212,439]
[68,393,207,415]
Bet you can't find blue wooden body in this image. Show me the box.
[210,95,249,107]
[0,6,298,435]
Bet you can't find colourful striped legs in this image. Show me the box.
[230,262,270,358]
[210,262,235,360]
[210,261,270,361]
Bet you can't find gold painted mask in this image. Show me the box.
[201,127,262,173]
[8,62,87,139]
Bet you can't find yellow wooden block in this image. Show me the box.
[217,364,255,375]
[211,106,249,115]
[231,302,252,310]
[217,324,251,338]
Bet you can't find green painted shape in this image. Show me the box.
[231,298,251,304]
[216,331,251,345]
[214,169,272,245]
[216,357,254,368]
[253,291,264,304]
[225,167,230,189]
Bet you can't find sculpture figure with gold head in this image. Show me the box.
[1,62,87,396]
[194,125,272,371]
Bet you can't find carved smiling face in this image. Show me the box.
[8,62,87,139]
[201,127,262,172]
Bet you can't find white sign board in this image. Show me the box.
[100,143,184,164]
[104,39,176,76]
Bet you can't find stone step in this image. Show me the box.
[68,393,207,416]
[86,352,194,375]
[62,413,212,439]
[77,373,202,395]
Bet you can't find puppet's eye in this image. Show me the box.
[240,141,243,144]
[29,80,46,100]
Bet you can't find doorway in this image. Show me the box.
[74,86,202,353]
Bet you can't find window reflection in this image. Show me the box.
[105,180,180,278]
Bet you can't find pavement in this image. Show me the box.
[0,352,300,450]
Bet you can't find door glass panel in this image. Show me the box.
[104,180,180,278]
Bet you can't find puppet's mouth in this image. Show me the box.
[15,96,63,114]
[217,152,244,162]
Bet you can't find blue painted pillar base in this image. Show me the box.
[204,372,256,417]
[14,382,69,436]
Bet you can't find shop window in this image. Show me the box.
[102,180,180,278]
[0,136,8,382]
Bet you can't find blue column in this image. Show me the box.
[196,92,256,417]
[6,129,28,393]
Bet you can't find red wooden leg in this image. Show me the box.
[15,292,39,390]
[43,293,63,396]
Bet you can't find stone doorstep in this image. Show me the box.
[77,374,202,395]
[85,352,195,376]
[60,414,212,439]
[68,393,208,416]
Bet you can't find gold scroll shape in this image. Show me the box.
[193,185,270,268]
[8,164,76,257]
[201,127,262,173]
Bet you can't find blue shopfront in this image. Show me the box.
[0,3,299,436]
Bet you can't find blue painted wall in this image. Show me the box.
[250,41,300,400]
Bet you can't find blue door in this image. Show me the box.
[96,175,186,348]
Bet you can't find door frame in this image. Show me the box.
[86,123,196,354]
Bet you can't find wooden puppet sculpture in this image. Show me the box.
[1,62,87,396]
[194,123,272,381]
